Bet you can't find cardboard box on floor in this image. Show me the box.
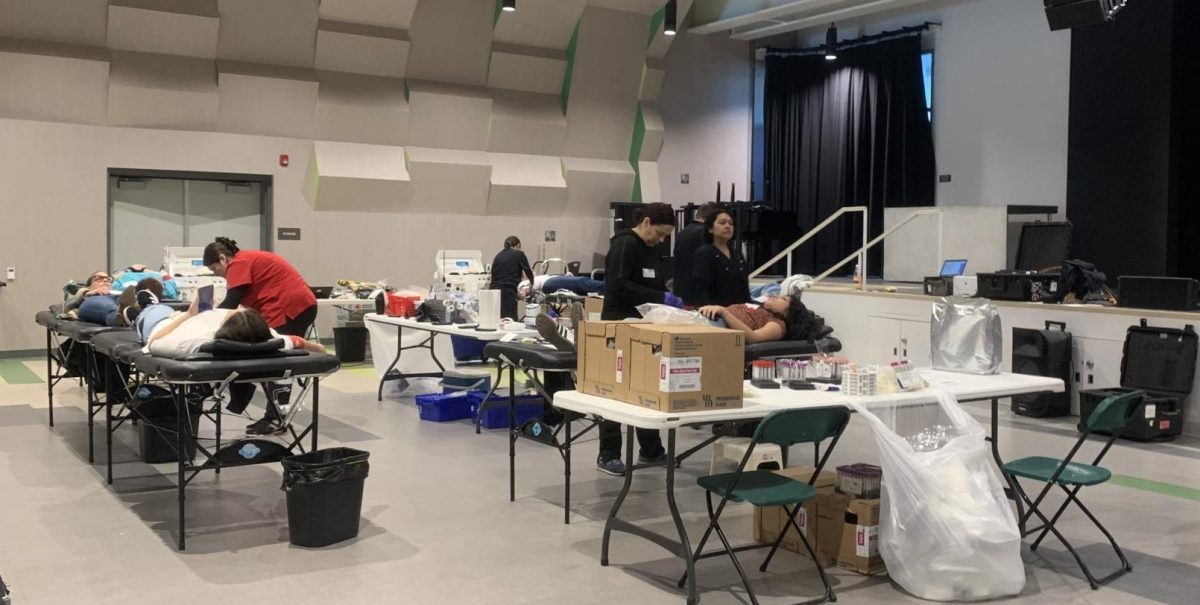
[576,320,642,400]
[753,467,837,563]
[815,492,885,575]
[620,324,744,412]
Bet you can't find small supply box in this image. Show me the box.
[576,320,640,400]
[621,324,744,412]
[468,390,546,429]
[584,296,604,321]
[923,276,953,297]
[753,467,837,562]
[836,463,882,498]
[814,492,885,575]
[415,392,475,422]
[1078,320,1196,441]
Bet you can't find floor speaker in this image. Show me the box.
[1012,321,1073,417]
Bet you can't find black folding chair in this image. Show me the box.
[1002,390,1143,589]
[681,406,851,605]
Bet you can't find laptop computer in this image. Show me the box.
[310,286,333,299]
[940,259,968,277]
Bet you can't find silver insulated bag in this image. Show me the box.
[931,298,1002,375]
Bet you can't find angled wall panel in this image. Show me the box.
[318,0,419,31]
[406,80,493,151]
[0,0,109,47]
[638,160,662,202]
[216,61,318,138]
[561,7,649,160]
[304,140,412,212]
[406,147,493,215]
[107,50,218,130]
[405,0,493,87]
[638,102,664,161]
[639,62,665,101]
[0,40,109,125]
[487,43,565,96]
[562,157,636,217]
[487,90,567,156]
[216,0,319,68]
[107,0,220,59]
[646,0,694,60]
[492,0,588,51]
[315,71,408,146]
[488,153,569,217]
[314,20,409,79]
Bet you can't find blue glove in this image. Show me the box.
[663,292,685,308]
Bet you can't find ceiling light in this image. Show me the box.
[824,24,838,60]
[502,0,516,13]
[665,0,677,36]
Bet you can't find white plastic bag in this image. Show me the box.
[635,303,712,327]
[848,391,1024,601]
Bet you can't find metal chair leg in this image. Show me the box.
[677,491,719,588]
[713,521,759,605]
[758,504,794,573]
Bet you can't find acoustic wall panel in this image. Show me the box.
[562,157,636,217]
[487,43,566,95]
[305,140,413,212]
[406,147,493,215]
[318,0,419,31]
[0,0,109,47]
[638,160,662,202]
[406,80,493,151]
[107,0,220,59]
[488,153,569,217]
[487,89,567,156]
[639,62,665,101]
[638,102,665,161]
[217,62,318,138]
[315,71,408,146]
[216,0,319,68]
[405,0,493,87]
[0,40,109,125]
[107,50,218,130]
[492,0,588,51]
[314,20,409,79]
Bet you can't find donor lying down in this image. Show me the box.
[136,298,326,358]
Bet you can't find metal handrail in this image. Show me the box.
[747,206,868,279]
[813,208,943,286]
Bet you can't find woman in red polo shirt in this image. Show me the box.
[204,237,318,435]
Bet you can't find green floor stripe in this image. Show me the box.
[0,359,42,384]
[1110,474,1200,502]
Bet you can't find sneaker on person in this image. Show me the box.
[245,417,287,436]
[535,313,574,352]
[121,304,141,326]
[135,289,159,308]
[596,456,626,477]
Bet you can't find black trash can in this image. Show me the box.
[333,326,368,363]
[281,448,370,547]
[130,386,201,463]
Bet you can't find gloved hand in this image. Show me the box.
[663,292,685,308]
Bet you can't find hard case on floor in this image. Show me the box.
[1078,320,1196,441]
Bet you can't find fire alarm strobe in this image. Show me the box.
[279,154,289,167]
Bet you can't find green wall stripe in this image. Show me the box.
[0,359,41,384]
[629,103,646,202]
[1110,474,1200,502]
[494,0,504,26]
[560,23,580,113]
[647,7,665,48]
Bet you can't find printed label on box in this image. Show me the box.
[855,525,879,558]
[1160,419,1171,430]
[659,357,702,392]
[616,350,624,383]
[1145,404,1156,419]
[794,507,809,537]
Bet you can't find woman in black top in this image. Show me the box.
[687,210,750,307]
[489,236,535,319]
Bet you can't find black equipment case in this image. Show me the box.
[975,272,1059,302]
[1078,320,1197,441]
[923,276,954,296]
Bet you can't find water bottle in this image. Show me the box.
[524,303,540,328]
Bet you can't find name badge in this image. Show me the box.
[642,268,656,279]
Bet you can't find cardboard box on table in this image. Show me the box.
[619,324,744,412]
[576,320,641,400]
[753,467,837,562]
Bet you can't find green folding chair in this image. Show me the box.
[680,407,851,605]
[1002,389,1144,589]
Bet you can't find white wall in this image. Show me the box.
[792,0,1072,210]
[657,30,753,204]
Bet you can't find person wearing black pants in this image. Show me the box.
[597,202,683,476]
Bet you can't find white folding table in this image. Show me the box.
[553,370,1064,605]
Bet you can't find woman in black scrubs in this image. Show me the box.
[489,236,535,320]
[686,210,750,307]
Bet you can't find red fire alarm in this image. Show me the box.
[279,154,289,167]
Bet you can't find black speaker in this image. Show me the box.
[1044,0,1128,31]
[1117,276,1200,311]
[1012,321,1073,417]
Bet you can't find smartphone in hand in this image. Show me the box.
[197,285,214,312]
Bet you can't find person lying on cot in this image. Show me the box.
[135,296,326,359]
[63,271,114,313]
[697,294,824,344]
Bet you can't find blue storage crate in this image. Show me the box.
[450,335,488,363]
[468,390,546,429]
[415,392,475,422]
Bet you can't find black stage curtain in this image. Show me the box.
[764,34,935,277]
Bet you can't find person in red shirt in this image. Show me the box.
[204,237,318,435]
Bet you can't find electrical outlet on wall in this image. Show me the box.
[680,173,690,184]
[5,268,14,280]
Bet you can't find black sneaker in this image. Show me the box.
[245,417,286,436]
[121,304,141,326]
[535,313,574,352]
[596,456,626,477]
[135,289,159,308]
[637,451,681,468]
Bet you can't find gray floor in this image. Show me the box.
[1,362,1199,604]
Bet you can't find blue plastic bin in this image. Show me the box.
[450,336,488,363]
[415,392,475,422]
[468,391,546,429]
